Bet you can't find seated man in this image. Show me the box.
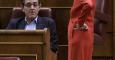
[7,0,58,53]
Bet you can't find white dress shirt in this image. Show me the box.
[25,17,38,30]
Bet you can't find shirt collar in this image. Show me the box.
[25,16,38,24]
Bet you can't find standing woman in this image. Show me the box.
[68,0,96,60]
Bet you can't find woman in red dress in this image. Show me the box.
[68,0,96,60]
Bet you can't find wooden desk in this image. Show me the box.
[0,29,56,60]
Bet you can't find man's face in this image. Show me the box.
[22,0,40,19]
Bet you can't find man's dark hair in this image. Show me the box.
[21,0,41,6]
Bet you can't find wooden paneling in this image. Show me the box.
[0,0,73,7]
[104,0,113,33]
[104,0,113,15]
[0,8,12,29]
[113,0,115,60]
[93,56,112,60]
[0,0,21,7]
[52,8,70,45]
[58,45,68,60]
[42,0,73,7]
[20,56,36,60]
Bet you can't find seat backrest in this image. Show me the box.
[94,0,112,44]
[94,0,106,35]
[96,0,105,12]
[11,7,52,19]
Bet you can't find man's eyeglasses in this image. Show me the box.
[24,2,39,7]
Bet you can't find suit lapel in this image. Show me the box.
[36,16,45,29]
[18,18,26,29]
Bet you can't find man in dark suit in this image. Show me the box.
[7,0,58,53]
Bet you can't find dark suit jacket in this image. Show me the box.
[7,16,58,53]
